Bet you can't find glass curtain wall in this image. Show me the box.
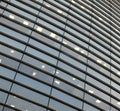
[0,0,120,111]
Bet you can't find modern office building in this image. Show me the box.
[0,0,120,111]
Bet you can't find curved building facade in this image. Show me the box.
[0,0,120,111]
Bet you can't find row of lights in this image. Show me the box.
[10,104,28,111]
[88,90,120,105]
[70,0,85,9]
[74,46,85,54]
[97,59,107,67]
[45,2,63,14]
[32,65,45,76]
[9,14,29,26]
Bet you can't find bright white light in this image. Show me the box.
[72,78,76,80]
[36,26,43,32]
[81,6,85,9]
[99,17,103,21]
[10,105,15,107]
[50,33,56,38]
[55,80,60,85]
[117,72,120,75]
[32,72,36,76]
[74,47,80,51]
[71,0,75,3]
[9,15,15,19]
[45,3,50,7]
[96,100,101,103]
[56,71,59,74]
[103,63,107,66]
[117,102,120,105]
[80,50,84,53]
[63,41,67,45]
[0,59,2,63]
[23,21,29,25]
[41,65,45,69]
[57,10,62,13]
[10,50,15,53]
[97,59,102,63]
[88,90,94,94]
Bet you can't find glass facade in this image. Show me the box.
[0,0,120,111]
